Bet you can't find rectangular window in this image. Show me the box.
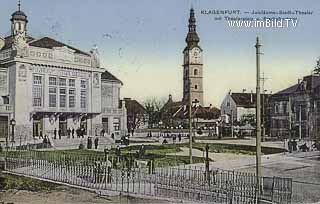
[69,79,75,87]
[49,87,57,107]
[49,77,57,86]
[80,90,87,109]
[59,78,66,86]
[69,88,76,108]
[60,88,66,108]
[33,75,42,107]
[81,80,87,89]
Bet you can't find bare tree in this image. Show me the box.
[143,97,166,128]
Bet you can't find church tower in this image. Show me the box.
[10,0,28,37]
[182,8,204,106]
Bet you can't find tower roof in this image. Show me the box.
[11,0,28,22]
[185,8,200,49]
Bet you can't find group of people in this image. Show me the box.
[53,127,86,139]
[162,133,182,144]
[87,137,99,149]
[288,139,312,152]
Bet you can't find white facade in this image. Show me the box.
[0,8,127,143]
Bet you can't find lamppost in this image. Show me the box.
[10,118,16,147]
[104,145,111,162]
[159,121,163,137]
[104,145,112,183]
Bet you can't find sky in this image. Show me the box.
[1,0,320,106]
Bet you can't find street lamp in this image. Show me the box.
[159,121,163,137]
[10,118,16,144]
[104,145,112,162]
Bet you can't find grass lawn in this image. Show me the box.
[0,173,58,192]
[0,142,285,168]
[190,143,286,155]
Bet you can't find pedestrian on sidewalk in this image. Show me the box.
[58,129,62,140]
[53,128,57,139]
[67,128,71,139]
[87,137,92,149]
[94,137,99,149]
[71,128,75,138]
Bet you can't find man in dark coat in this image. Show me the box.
[53,128,57,139]
[94,137,99,149]
[71,128,75,138]
[67,128,71,139]
[58,129,62,140]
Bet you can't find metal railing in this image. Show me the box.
[3,150,292,204]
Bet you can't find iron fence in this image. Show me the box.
[3,150,292,204]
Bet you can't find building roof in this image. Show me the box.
[161,96,220,120]
[101,70,123,85]
[230,92,270,108]
[0,35,90,57]
[11,10,28,21]
[273,75,320,96]
[123,98,147,115]
[273,84,299,95]
[29,37,89,56]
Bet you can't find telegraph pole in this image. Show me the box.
[288,96,292,141]
[261,72,269,142]
[255,37,262,195]
[189,81,193,164]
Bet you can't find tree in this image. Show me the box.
[314,57,320,74]
[143,97,166,128]
[125,98,148,136]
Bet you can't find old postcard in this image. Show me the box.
[0,0,319,204]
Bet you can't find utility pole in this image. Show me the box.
[299,105,302,140]
[189,81,193,164]
[255,37,262,196]
[288,96,292,141]
[231,109,234,138]
[261,72,269,142]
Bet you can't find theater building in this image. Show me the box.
[0,6,127,143]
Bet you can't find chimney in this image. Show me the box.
[298,78,301,84]
[209,104,212,109]
[250,90,253,103]
[242,89,246,93]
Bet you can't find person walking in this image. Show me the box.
[53,128,57,139]
[71,128,75,138]
[67,128,71,139]
[94,137,99,149]
[58,129,62,140]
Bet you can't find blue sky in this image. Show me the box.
[1,0,320,106]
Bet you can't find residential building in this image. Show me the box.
[269,74,320,139]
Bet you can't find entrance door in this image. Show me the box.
[59,117,67,136]
[80,117,87,135]
[102,117,108,134]
[0,116,8,142]
[33,119,43,137]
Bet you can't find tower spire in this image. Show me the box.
[185,8,200,48]
[18,0,21,11]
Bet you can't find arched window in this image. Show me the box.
[194,69,198,75]
[195,85,198,89]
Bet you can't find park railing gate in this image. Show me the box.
[3,151,292,204]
